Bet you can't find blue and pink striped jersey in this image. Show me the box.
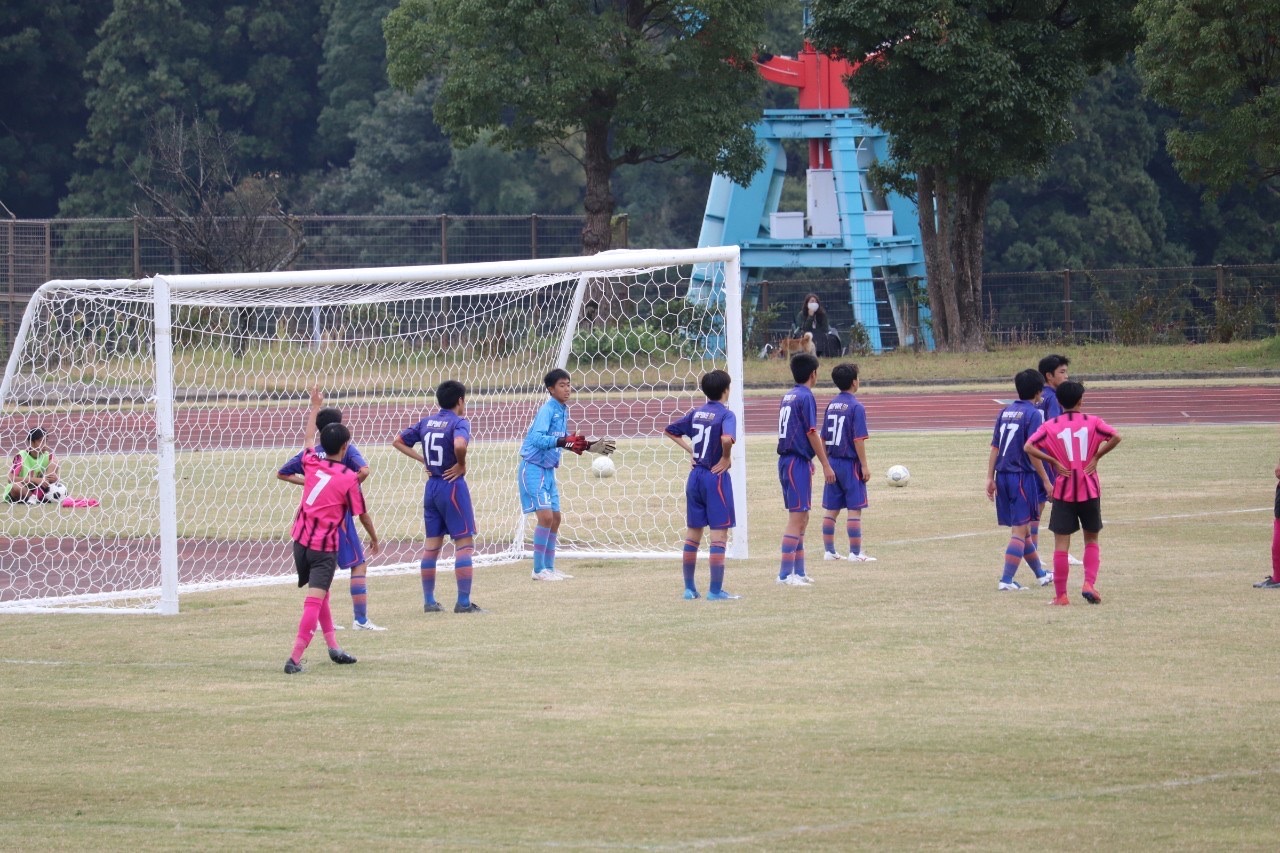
[291,448,367,552]
[821,392,868,461]
[1028,412,1117,502]
[991,400,1044,474]
[665,401,737,470]
[398,410,472,478]
[777,385,819,459]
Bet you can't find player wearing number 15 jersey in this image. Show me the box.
[986,369,1051,591]
[1025,380,1122,606]
[820,364,875,563]
[393,380,482,614]
[664,369,739,601]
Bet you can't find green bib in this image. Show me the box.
[17,449,50,479]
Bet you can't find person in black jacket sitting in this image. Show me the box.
[794,293,841,357]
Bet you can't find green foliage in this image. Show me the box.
[1136,0,1280,194]
[1094,277,1190,344]
[744,299,783,356]
[313,0,400,165]
[1200,277,1273,344]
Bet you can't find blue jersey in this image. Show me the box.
[278,442,367,477]
[777,385,818,459]
[991,400,1044,474]
[821,392,868,461]
[519,397,568,469]
[1039,386,1062,421]
[398,410,472,478]
[666,401,737,470]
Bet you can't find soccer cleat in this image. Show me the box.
[1036,572,1054,586]
[1068,554,1083,566]
[1252,576,1280,589]
[546,569,574,580]
[1081,584,1102,604]
[778,574,811,587]
[794,573,815,584]
[706,590,741,601]
[284,658,303,674]
[823,551,843,561]
[848,553,877,563]
[683,588,701,600]
[998,581,1026,591]
[1050,594,1070,606]
[328,648,357,664]
[423,601,443,612]
[531,570,563,581]
[454,602,485,613]
[353,619,386,631]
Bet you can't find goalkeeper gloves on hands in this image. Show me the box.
[557,434,591,455]
[586,437,616,456]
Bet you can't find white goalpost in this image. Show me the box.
[0,247,746,614]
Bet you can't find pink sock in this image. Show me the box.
[1083,542,1100,588]
[1053,551,1069,597]
[317,592,337,649]
[291,596,323,663]
[1272,519,1280,582]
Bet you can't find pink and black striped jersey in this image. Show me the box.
[290,448,367,552]
[1028,412,1117,502]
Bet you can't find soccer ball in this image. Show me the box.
[886,465,911,487]
[44,481,68,502]
[591,456,616,479]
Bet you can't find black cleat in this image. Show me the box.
[453,602,485,613]
[1254,576,1280,588]
[328,648,357,664]
[284,658,302,675]
[423,601,443,612]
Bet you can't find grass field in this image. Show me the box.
[3,424,1279,849]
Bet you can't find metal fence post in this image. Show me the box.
[439,214,448,264]
[1215,264,1226,334]
[1063,268,1073,335]
[133,216,141,278]
[5,220,13,350]
[530,214,538,260]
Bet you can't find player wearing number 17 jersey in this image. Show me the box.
[1025,380,1122,605]
[393,380,482,614]
[664,369,739,601]
[986,369,1052,591]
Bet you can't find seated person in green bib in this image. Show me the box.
[8,428,61,504]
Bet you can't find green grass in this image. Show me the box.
[2,425,1278,848]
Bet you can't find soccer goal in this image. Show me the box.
[0,247,746,613]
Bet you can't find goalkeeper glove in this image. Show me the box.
[557,434,590,455]
[586,437,616,456]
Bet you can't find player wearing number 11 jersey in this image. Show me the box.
[664,369,739,601]
[1025,380,1122,605]
[393,380,482,614]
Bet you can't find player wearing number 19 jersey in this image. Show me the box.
[820,364,874,562]
[393,380,481,614]
[986,369,1051,590]
[664,369,739,600]
[1025,380,1122,605]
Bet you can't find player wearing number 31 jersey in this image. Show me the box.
[1025,380,1122,605]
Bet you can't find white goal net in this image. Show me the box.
[0,247,746,613]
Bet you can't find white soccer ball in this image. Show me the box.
[591,456,616,478]
[44,481,68,501]
[886,465,911,487]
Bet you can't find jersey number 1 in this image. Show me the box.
[1055,426,1088,462]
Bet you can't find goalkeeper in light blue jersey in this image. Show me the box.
[519,369,588,581]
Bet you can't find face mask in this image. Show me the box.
[807,301,819,314]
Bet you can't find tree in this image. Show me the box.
[810,0,1138,350]
[1135,0,1280,196]
[314,0,400,166]
[383,0,770,254]
[0,0,112,217]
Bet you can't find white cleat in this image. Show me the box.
[531,570,564,581]
[847,553,877,562]
[545,569,574,580]
[822,551,843,561]
[353,619,387,631]
[1067,554,1083,565]
[777,574,811,586]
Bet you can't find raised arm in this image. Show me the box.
[304,385,323,449]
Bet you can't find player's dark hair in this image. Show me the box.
[319,422,350,456]
[27,427,45,444]
[436,379,466,410]
[1038,353,1070,377]
[700,369,731,400]
[1056,380,1085,410]
[544,368,570,388]
[315,407,343,432]
[831,363,858,391]
[789,352,820,384]
[1014,368,1044,401]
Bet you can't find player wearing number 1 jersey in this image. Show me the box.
[1026,380,1122,605]
[776,353,836,586]
[986,369,1052,591]
[820,364,875,562]
[664,369,739,601]
[393,380,482,614]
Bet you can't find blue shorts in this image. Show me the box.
[778,454,814,513]
[822,457,868,511]
[995,472,1042,527]
[686,467,735,530]
[518,460,559,514]
[424,477,478,540]
[336,513,366,570]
